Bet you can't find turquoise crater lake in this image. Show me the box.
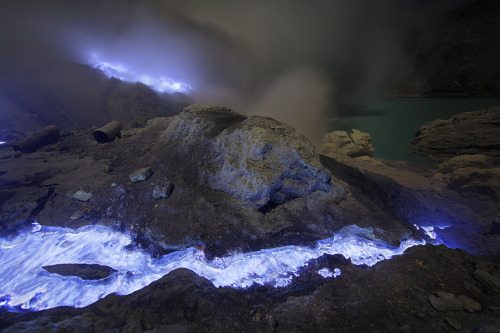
[328,98,500,162]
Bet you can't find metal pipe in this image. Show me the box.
[92,120,122,143]
[12,125,60,153]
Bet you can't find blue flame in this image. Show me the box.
[413,224,451,243]
[87,53,193,94]
[0,223,424,311]
[317,268,341,278]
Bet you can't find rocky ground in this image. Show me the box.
[0,105,499,332]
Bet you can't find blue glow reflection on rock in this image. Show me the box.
[86,54,192,94]
[0,223,424,311]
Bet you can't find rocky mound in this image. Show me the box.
[0,105,416,257]
[159,105,333,209]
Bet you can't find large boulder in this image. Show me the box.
[412,107,500,161]
[320,129,374,158]
[159,105,333,209]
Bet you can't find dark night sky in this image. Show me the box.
[0,0,474,138]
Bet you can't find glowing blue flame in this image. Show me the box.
[87,54,193,94]
[413,224,450,240]
[317,268,341,278]
[0,223,424,311]
[0,141,5,145]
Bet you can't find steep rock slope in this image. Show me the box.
[394,0,500,97]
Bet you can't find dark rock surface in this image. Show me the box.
[412,107,500,161]
[42,264,117,280]
[412,107,500,203]
[394,0,500,97]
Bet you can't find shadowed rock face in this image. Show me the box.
[394,0,500,97]
[159,105,333,209]
[320,129,374,158]
[412,107,500,161]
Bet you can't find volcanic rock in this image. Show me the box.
[474,269,500,292]
[70,210,85,220]
[412,107,500,161]
[428,291,463,311]
[129,167,153,182]
[438,154,490,174]
[448,167,500,201]
[458,295,482,312]
[42,264,116,280]
[152,178,174,199]
[72,190,92,202]
[394,0,500,97]
[445,317,462,330]
[159,105,333,209]
[320,129,374,158]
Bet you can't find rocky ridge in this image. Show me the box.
[412,107,500,161]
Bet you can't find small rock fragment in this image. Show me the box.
[428,291,462,311]
[43,263,116,280]
[152,178,174,199]
[474,269,500,293]
[458,295,482,312]
[446,317,462,330]
[72,190,92,202]
[462,281,483,296]
[400,324,411,333]
[70,210,85,220]
[129,167,153,183]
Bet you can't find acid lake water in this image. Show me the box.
[328,98,500,162]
